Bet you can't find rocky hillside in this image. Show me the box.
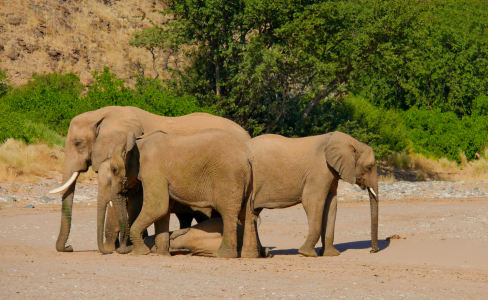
[0,0,171,87]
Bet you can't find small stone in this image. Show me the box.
[24,204,35,209]
[1,195,18,202]
[38,196,54,203]
[0,44,4,52]
[8,18,22,26]
[26,45,40,53]
[6,50,19,60]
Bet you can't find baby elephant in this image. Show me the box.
[108,129,259,258]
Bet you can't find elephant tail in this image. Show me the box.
[247,155,258,217]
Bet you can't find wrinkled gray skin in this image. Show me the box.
[247,131,379,257]
[107,130,259,258]
[55,106,250,253]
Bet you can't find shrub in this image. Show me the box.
[403,107,488,162]
[336,96,410,158]
[0,107,65,146]
[1,73,85,135]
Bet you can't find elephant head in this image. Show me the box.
[97,131,140,254]
[50,106,143,252]
[324,131,379,253]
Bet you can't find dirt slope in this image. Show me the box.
[0,0,171,86]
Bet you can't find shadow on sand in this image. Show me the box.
[268,239,390,256]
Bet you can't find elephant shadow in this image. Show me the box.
[268,239,390,256]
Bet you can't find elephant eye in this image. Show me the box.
[111,166,117,175]
[74,141,83,147]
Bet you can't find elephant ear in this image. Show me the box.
[324,131,358,185]
[125,131,137,159]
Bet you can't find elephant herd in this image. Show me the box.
[50,106,379,258]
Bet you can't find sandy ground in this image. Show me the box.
[1,180,488,299]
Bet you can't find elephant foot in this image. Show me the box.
[215,246,238,258]
[298,246,317,257]
[240,249,261,258]
[103,242,116,252]
[260,246,270,258]
[131,244,151,256]
[320,246,340,257]
[56,243,73,252]
[153,248,171,257]
[116,245,133,254]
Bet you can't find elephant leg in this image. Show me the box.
[239,202,260,258]
[214,205,240,258]
[127,186,146,246]
[298,185,327,257]
[320,178,340,256]
[130,181,170,256]
[153,212,171,257]
[175,213,193,229]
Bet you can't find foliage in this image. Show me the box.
[0,68,213,146]
[0,66,11,98]
[351,0,488,116]
[1,73,85,135]
[403,108,488,162]
[0,107,64,146]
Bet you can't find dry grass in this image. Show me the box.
[384,150,488,182]
[0,139,63,182]
[0,139,97,183]
[0,0,172,87]
[378,173,396,183]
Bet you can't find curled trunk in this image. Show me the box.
[368,187,379,253]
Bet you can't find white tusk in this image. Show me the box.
[368,187,377,198]
[49,172,80,194]
[109,201,113,207]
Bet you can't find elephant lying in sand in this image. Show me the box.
[144,218,268,257]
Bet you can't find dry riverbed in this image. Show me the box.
[0,179,487,299]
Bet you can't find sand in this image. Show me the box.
[0,181,487,299]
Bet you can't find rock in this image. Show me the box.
[36,24,52,35]
[26,44,40,53]
[6,50,19,60]
[0,44,4,52]
[17,39,27,50]
[24,204,35,209]
[8,17,22,26]
[38,196,54,203]
[1,195,18,202]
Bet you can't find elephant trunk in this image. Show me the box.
[368,186,379,253]
[97,195,113,254]
[112,193,130,249]
[55,169,78,252]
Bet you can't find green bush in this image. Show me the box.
[0,68,214,146]
[0,107,64,146]
[403,108,488,162]
[335,96,410,158]
[1,73,85,135]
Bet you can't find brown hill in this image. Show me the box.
[0,0,172,87]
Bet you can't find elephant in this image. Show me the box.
[246,131,379,257]
[49,106,251,253]
[143,218,244,257]
[105,129,259,258]
[144,218,269,257]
